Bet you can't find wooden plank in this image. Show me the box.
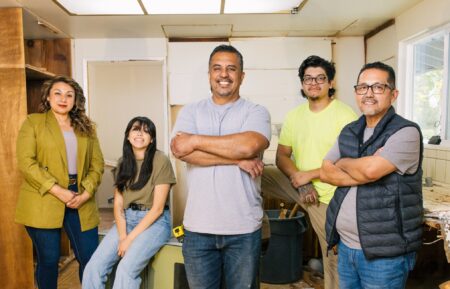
[25,39,46,69]
[0,68,34,288]
[44,39,72,76]
[0,7,34,288]
[26,79,44,113]
[0,8,25,68]
[26,64,55,80]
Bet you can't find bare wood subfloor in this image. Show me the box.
[58,260,81,289]
[58,209,321,288]
[59,260,320,289]
[58,208,448,289]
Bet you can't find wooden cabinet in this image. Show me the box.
[0,8,34,289]
[0,7,72,289]
[25,38,72,113]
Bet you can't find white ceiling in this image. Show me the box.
[1,0,423,39]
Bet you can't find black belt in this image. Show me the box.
[68,176,77,185]
[128,203,169,211]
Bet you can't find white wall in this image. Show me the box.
[168,37,333,124]
[73,38,167,90]
[231,37,332,124]
[88,61,166,160]
[333,37,365,114]
[365,0,450,73]
[396,0,450,42]
[366,25,397,65]
[168,41,227,105]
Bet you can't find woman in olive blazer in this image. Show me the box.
[15,76,104,289]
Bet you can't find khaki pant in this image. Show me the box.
[262,166,339,289]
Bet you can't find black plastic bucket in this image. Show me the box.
[260,209,308,284]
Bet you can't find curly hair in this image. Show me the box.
[39,76,95,137]
[298,55,336,98]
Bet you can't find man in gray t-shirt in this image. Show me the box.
[171,45,271,289]
[321,62,423,289]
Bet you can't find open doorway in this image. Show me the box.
[87,60,167,208]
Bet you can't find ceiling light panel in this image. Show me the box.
[142,0,221,14]
[55,0,144,15]
[224,0,303,14]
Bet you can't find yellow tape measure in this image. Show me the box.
[172,225,184,242]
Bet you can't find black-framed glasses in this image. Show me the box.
[354,83,392,95]
[303,75,327,85]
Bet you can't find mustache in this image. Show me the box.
[217,78,232,82]
[361,97,376,102]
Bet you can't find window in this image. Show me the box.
[402,25,450,141]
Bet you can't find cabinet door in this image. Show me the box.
[0,7,35,289]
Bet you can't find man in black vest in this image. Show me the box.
[320,62,423,289]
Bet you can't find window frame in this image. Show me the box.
[398,23,450,143]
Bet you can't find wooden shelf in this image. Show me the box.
[25,64,55,80]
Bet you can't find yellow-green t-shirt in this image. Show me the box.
[278,99,357,204]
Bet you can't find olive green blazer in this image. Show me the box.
[15,111,104,231]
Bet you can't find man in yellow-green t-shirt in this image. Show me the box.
[263,55,356,289]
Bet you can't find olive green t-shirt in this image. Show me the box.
[122,151,176,210]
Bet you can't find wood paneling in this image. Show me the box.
[25,38,72,77]
[0,8,34,289]
[25,39,46,68]
[44,39,72,76]
[0,8,24,68]
[24,39,72,113]
[0,68,34,288]
[26,79,43,113]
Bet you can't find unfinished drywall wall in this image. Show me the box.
[333,37,365,114]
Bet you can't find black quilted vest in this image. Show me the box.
[325,106,423,259]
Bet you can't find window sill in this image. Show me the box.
[424,142,450,151]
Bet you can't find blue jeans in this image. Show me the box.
[182,229,261,289]
[26,209,98,289]
[338,241,416,289]
[82,209,171,289]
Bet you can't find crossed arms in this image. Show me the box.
[320,154,397,187]
[171,131,269,178]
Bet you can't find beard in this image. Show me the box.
[308,95,321,101]
[360,98,379,116]
[210,78,235,98]
[210,85,234,98]
[361,107,378,116]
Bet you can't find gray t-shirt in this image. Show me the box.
[324,126,420,249]
[172,98,271,234]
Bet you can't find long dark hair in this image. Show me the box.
[40,76,95,137]
[115,116,157,192]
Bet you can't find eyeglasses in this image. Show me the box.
[303,75,327,85]
[354,83,392,95]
